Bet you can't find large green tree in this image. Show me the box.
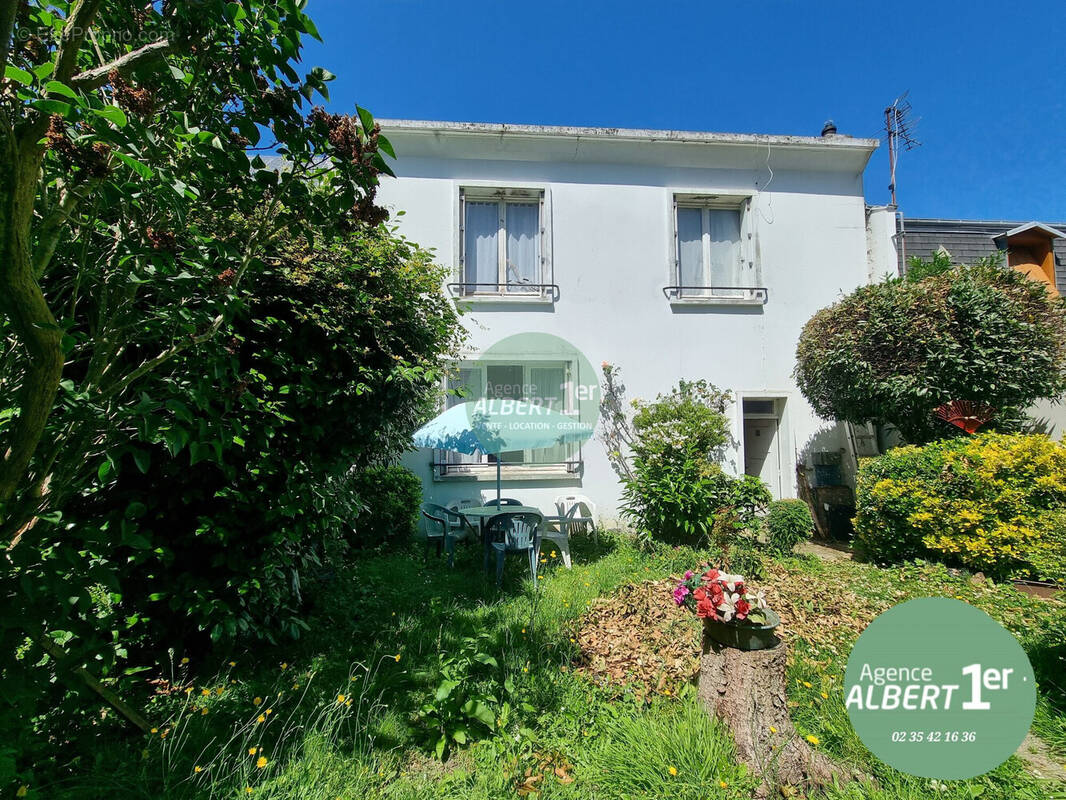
[794,261,1066,443]
[0,0,390,542]
[0,0,464,740]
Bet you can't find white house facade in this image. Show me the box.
[376,120,881,522]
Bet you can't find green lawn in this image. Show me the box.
[39,533,1066,800]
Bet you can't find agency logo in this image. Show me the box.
[844,598,1036,780]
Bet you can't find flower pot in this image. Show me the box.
[704,608,781,651]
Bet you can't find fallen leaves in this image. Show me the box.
[573,579,701,699]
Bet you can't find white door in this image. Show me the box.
[744,417,782,498]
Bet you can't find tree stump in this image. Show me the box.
[697,632,850,798]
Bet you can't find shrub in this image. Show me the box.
[607,376,773,547]
[350,465,423,548]
[855,433,1066,582]
[764,499,815,556]
[795,261,1066,443]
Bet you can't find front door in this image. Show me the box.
[744,417,782,498]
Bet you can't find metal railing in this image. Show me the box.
[662,285,768,303]
[447,282,560,301]
[432,457,581,476]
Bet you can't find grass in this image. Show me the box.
[25,532,1066,800]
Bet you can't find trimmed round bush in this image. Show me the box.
[764,499,815,556]
[855,433,1066,582]
[794,263,1066,443]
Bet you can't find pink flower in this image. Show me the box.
[673,584,690,605]
[683,570,693,581]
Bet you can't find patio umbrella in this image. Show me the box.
[412,399,592,504]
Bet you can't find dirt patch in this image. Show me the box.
[1015,732,1066,783]
[796,540,854,562]
[573,579,700,700]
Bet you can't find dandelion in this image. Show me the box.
[292,684,300,690]
[667,766,678,776]
[150,727,158,734]
[394,654,401,662]
[257,714,266,723]
[181,657,189,665]
[256,756,268,769]
[806,735,820,746]
[184,687,193,694]
[821,692,828,699]
[201,688,210,696]
[249,747,257,755]
[215,687,224,696]
[280,662,288,670]
[253,696,262,706]
[521,628,526,634]
[201,708,208,715]
[229,661,236,667]
[337,694,346,704]
[194,766,203,773]
[769,725,777,733]
[245,788,253,795]
[802,681,812,688]
[522,667,528,673]
[265,708,272,715]
[719,780,728,788]
[550,550,557,558]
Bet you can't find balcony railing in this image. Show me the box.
[447,282,560,301]
[662,285,768,303]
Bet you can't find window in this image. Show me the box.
[459,188,545,296]
[672,196,761,301]
[437,360,580,476]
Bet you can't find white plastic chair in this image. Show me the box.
[538,503,575,569]
[553,494,598,545]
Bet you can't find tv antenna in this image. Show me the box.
[884,92,921,207]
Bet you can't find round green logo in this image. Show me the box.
[844,598,1035,779]
[460,332,599,455]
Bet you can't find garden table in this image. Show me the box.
[459,505,542,572]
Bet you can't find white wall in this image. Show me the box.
[378,137,874,523]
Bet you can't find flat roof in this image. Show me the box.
[379,119,878,174]
[379,118,879,152]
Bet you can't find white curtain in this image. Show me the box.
[506,202,539,292]
[527,365,568,464]
[464,201,499,289]
[708,209,743,293]
[677,207,704,293]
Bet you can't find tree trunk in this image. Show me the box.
[697,633,852,798]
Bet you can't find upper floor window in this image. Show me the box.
[459,188,547,297]
[671,195,764,303]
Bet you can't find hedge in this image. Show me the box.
[855,433,1066,582]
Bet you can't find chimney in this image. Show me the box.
[821,119,838,137]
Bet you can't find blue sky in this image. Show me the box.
[303,1,1065,221]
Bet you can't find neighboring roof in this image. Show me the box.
[898,217,1066,288]
[1000,221,1066,239]
[378,119,879,173]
